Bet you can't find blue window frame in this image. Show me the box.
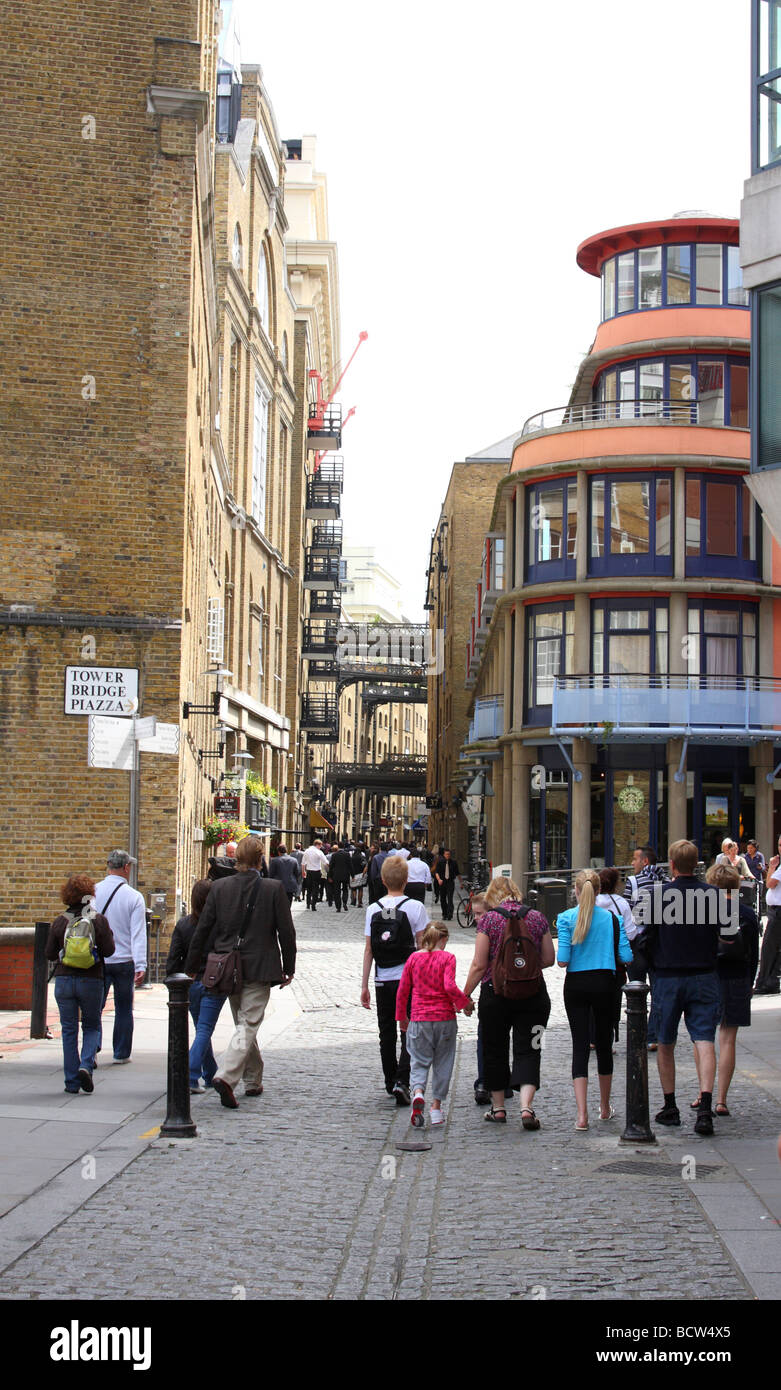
[589,473,673,577]
[525,604,574,725]
[684,475,760,580]
[526,479,577,583]
[686,602,758,677]
[600,244,748,321]
[591,600,669,678]
[753,1,781,171]
[753,281,781,468]
[595,356,749,428]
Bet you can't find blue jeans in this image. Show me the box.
[55,976,104,1090]
[189,986,226,1087]
[100,961,136,1060]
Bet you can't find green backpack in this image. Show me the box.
[61,907,98,969]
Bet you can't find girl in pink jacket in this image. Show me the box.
[395,923,474,1127]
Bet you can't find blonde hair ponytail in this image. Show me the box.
[420,923,449,952]
[572,869,601,945]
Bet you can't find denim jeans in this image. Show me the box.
[100,960,136,1060]
[55,976,104,1090]
[189,985,226,1088]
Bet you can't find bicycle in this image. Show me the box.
[455,878,478,930]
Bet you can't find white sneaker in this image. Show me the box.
[430,1109,444,1125]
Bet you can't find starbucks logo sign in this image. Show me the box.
[618,785,645,814]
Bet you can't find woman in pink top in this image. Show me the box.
[395,924,474,1127]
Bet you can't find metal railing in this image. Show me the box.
[520,398,724,438]
[309,521,343,550]
[468,694,504,742]
[552,673,781,737]
[310,457,344,485]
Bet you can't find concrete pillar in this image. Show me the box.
[514,485,525,591]
[502,743,512,863]
[503,609,513,734]
[571,738,593,869]
[573,591,589,675]
[669,592,687,674]
[762,514,773,587]
[512,603,524,730]
[666,738,687,850]
[505,490,515,588]
[674,467,686,580]
[751,744,774,852]
[759,596,773,675]
[491,747,503,868]
[576,469,587,582]
[511,741,531,884]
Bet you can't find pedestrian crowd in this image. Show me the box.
[46,829,779,1135]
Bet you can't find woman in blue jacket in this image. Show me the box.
[557,868,633,1130]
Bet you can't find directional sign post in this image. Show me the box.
[88,716,181,884]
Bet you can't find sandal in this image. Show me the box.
[599,1106,616,1121]
[521,1108,540,1131]
[715,1102,730,1116]
[484,1107,507,1123]
[690,1095,702,1110]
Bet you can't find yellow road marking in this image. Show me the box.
[139,1126,160,1138]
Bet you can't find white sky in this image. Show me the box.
[236,0,750,620]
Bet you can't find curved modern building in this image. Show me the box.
[464,215,781,879]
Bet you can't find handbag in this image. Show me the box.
[202,874,262,996]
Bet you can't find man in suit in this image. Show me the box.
[328,843,352,912]
[434,848,460,921]
[269,843,302,906]
[186,835,296,1109]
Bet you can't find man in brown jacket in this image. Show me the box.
[186,835,296,1109]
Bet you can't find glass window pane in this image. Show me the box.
[695,245,722,305]
[592,626,603,675]
[536,487,564,562]
[743,610,756,635]
[757,285,781,468]
[617,252,635,313]
[593,607,604,633]
[666,245,691,303]
[608,634,649,675]
[687,607,700,672]
[602,258,615,320]
[656,626,669,673]
[600,369,617,419]
[742,489,756,560]
[759,76,781,169]
[705,482,737,555]
[591,480,605,557]
[609,481,650,554]
[567,485,578,561]
[759,0,781,72]
[727,246,748,306]
[686,479,701,554]
[706,637,737,676]
[697,361,724,426]
[743,629,757,676]
[639,360,664,415]
[729,364,749,428]
[619,366,635,419]
[669,362,694,422]
[704,609,739,634]
[535,612,563,638]
[655,478,671,555]
[638,247,662,308]
[610,609,650,630]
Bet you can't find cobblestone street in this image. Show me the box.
[2,898,779,1301]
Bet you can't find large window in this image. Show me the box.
[755,282,781,468]
[687,605,757,677]
[589,474,672,576]
[592,604,668,677]
[595,356,749,427]
[753,1,781,171]
[685,476,759,579]
[600,243,747,319]
[527,480,577,582]
[252,378,270,527]
[526,607,574,718]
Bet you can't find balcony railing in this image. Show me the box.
[307,405,342,450]
[551,674,781,739]
[309,589,342,615]
[303,551,341,589]
[302,619,339,657]
[467,695,504,743]
[300,694,339,741]
[305,479,342,518]
[521,398,715,438]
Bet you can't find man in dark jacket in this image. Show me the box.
[186,835,296,1109]
[434,848,460,921]
[328,845,352,912]
[269,844,302,905]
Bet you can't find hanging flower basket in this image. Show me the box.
[202,815,249,848]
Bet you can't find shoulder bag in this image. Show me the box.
[202,874,262,995]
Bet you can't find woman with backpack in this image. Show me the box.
[556,868,634,1129]
[395,923,474,1127]
[46,874,115,1094]
[462,877,555,1130]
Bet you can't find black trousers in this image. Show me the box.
[756,905,781,989]
[564,970,615,1078]
[406,883,426,903]
[331,879,349,910]
[478,981,551,1093]
[375,979,410,1089]
[305,875,320,910]
[440,880,454,919]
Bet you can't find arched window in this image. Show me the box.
[281,331,289,370]
[232,224,243,271]
[257,246,270,334]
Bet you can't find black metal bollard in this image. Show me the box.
[620,980,656,1144]
[30,923,50,1039]
[160,974,196,1139]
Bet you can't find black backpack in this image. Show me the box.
[370,897,415,969]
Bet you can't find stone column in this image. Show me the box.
[502,743,513,864]
[492,748,504,867]
[666,738,688,849]
[503,608,513,734]
[511,741,531,884]
[513,602,524,730]
[751,743,774,852]
[571,738,593,869]
[573,592,589,675]
[505,489,515,589]
[576,469,587,582]
[514,485,525,591]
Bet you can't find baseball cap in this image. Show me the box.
[107,849,137,869]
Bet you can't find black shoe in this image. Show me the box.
[393,1082,411,1106]
[78,1068,94,1093]
[694,1109,714,1136]
[655,1103,681,1126]
[474,1087,491,1106]
[213,1078,239,1109]
[753,984,780,995]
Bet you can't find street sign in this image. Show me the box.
[65,666,139,716]
[134,716,157,740]
[138,722,180,755]
[87,716,134,770]
[214,794,241,818]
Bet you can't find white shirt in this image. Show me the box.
[767,863,781,908]
[301,846,328,873]
[365,894,427,982]
[405,857,432,885]
[93,874,147,969]
[596,892,637,942]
